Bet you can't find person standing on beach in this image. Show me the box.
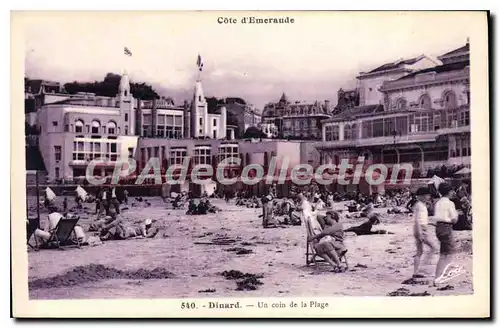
[110,187,120,214]
[412,187,438,278]
[63,197,68,215]
[123,189,129,205]
[261,194,276,228]
[95,188,102,214]
[433,182,463,284]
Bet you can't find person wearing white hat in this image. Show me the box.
[143,218,160,238]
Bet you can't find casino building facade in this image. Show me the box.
[314,42,471,193]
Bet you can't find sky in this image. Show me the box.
[20,11,479,110]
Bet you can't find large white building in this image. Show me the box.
[315,42,470,194]
[34,69,230,183]
[37,74,139,181]
[357,55,439,106]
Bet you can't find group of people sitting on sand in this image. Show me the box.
[235,193,262,208]
[186,198,220,215]
[166,192,188,209]
[90,209,160,241]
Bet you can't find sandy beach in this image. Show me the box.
[27,197,473,299]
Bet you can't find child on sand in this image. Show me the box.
[412,187,438,278]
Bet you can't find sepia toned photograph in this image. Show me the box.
[11,10,490,318]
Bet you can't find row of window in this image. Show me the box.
[392,89,469,111]
[283,119,318,129]
[197,118,218,127]
[71,141,119,162]
[324,108,470,141]
[142,125,183,139]
[265,106,322,117]
[142,114,182,126]
[139,145,242,167]
[70,119,127,135]
[450,136,471,158]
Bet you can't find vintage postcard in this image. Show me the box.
[11,11,490,318]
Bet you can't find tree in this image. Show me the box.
[243,126,266,139]
[63,73,159,100]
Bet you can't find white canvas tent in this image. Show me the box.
[428,175,445,189]
[453,167,471,176]
[45,187,56,201]
[75,185,89,201]
[200,181,217,196]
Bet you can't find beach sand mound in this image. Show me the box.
[221,270,264,291]
[29,264,174,289]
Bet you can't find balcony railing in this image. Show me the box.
[69,157,118,166]
[316,131,439,149]
[436,124,470,135]
[381,69,469,91]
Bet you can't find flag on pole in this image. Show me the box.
[124,47,132,56]
[197,54,203,71]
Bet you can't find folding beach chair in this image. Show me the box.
[41,217,81,249]
[26,218,40,250]
[305,218,348,269]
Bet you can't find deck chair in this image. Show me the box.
[305,218,348,269]
[26,218,40,250]
[41,217,81,249]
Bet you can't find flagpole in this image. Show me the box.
[196,54,202,81]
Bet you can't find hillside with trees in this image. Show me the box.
[64,73,159,100]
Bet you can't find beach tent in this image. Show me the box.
[45,187,56,201]
[453,167,471,177]
[428,175,445,189]
[427,175,445,197]
[200,182,216,197]
[75,185,88,201]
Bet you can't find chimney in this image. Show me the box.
[324,100,330,111]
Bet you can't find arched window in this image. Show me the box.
[75,120,84,133]
[351,124,357,140]
[443,91,457,109]
[419,94,432,110]
[107,121,117,134]
[396,98,407,110]
[344,124,351,140]
[91,120,100,134]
